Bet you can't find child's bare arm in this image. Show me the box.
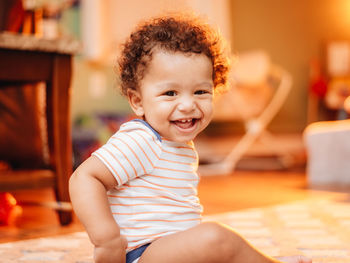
[69,156,126,263]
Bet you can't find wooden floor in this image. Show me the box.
[0,169,342,244]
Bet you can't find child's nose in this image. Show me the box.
[178,96,195,112]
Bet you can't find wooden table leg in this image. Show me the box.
[47,54,73,225]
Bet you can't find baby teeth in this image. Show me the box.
[179,119,192,123]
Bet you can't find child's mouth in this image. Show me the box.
[172,118,198,130]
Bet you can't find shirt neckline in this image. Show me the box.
[132,119,162,142]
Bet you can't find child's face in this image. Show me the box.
[128,49,214,143]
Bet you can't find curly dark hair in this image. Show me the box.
[117,13,230,96]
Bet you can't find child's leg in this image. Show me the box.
[138,222,310,263]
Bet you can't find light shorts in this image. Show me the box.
[126,243,150,263]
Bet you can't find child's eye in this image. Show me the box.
[195,90,209,95]
[163,90,177,96]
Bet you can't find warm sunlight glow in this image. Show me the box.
[337,0,350,28]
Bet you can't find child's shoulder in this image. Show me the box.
[117,119,162,142]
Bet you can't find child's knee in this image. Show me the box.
[200,222,228,244]
[198,222,245,260]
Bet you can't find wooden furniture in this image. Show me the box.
[0,32,80,225]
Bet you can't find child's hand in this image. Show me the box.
[94,235,127,263]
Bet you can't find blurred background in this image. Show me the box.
[2,0,348,166]
[52,0,350,132]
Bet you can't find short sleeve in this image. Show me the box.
[92,122,162,186]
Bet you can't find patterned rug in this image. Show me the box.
[1,196,350,263]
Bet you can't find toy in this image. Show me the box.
[0,192,22,226]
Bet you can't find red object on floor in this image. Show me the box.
[0,192,22,225]
[310,78,328,97]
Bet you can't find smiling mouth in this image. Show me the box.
[171,118,199,130]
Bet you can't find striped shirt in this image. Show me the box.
[92,119,202,251]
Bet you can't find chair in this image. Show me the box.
[0,33,78,225]
[199,50,293,175]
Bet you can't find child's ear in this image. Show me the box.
[127,89,144,117]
